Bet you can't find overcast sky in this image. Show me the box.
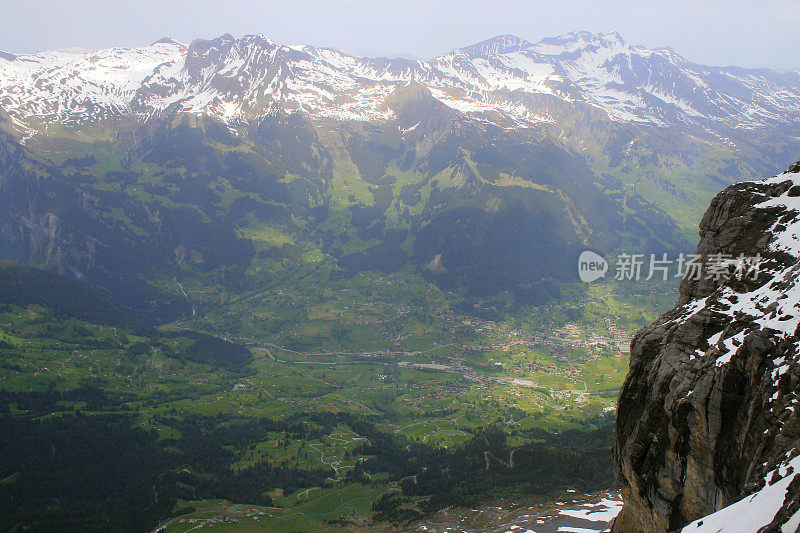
[1,0,798,70]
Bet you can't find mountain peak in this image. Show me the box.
[459,34,534,57]
[151,37,183,47]
[241,33,277,46]
[453,31,632,60]
[534,30,629,53]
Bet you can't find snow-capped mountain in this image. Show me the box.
[1,31,799,135]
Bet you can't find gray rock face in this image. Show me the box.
[613,163,800,532]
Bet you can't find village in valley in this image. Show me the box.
[0,274,672,532]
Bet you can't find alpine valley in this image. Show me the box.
[0,30,798,532]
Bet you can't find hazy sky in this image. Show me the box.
[1,0,799,70]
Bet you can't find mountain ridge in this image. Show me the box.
[0,30,797,318]
[1,30,798,136]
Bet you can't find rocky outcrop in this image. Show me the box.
[613,162,800,532]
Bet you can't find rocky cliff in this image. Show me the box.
[613,162,800,532]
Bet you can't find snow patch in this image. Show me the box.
[682,455,800,532]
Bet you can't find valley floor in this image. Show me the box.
[156,491,622,533]
[0,277,672,531]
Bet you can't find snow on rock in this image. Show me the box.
[682,454,800,533]
[657,169,800,386]
[614,162,800,531]
[0,40,185,125]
